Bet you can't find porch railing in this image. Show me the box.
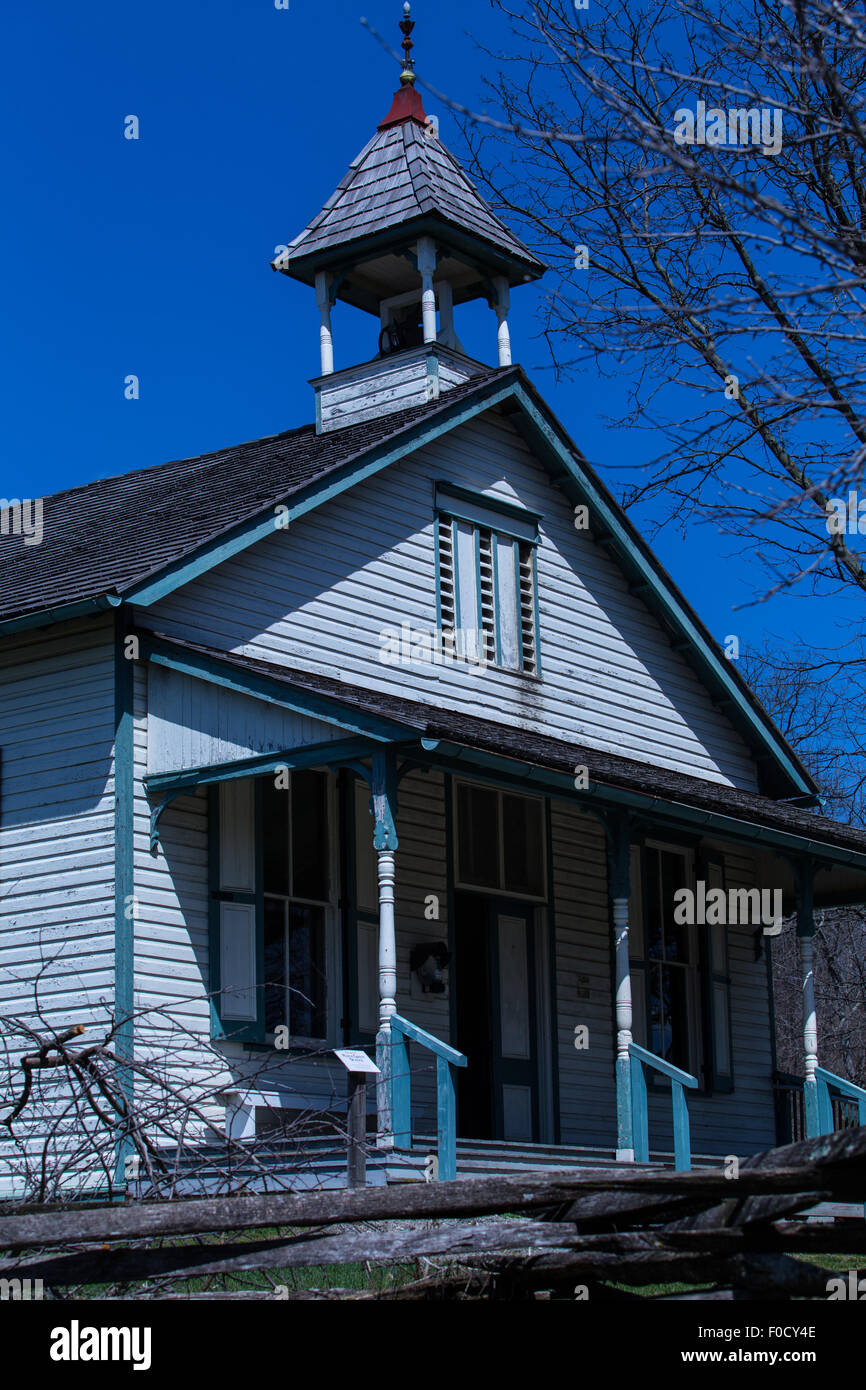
[773,1070,807,1146]
[389,1013,468,1182]
[629,1042,699,1172]
[811,1066,866,1138]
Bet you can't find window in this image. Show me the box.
[353,776,379,1038]
[212,772,337,1045]
[629,844,701,1077]
[262,773,330,1042]
[454,781,546,899]
[436,483,539,674]
[628,843,733,1091]
[702,859,733,1092]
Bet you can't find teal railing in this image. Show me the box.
[389,1014,467,1181]
[810,1066,866,1138]
[629,1042,700,1171]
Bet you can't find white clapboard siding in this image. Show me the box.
[147,665,349,776]
[0,617,116,1193]
[147,409,759,788]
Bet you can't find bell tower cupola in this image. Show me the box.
[273,3,546,432]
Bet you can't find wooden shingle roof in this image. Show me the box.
[0,368,505,626]
[274,117,545,311]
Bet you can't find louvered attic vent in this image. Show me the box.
[435,484,540,675]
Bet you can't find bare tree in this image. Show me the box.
[440,0,866,602]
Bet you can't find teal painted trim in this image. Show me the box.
[803,1077,822,1138]
[629,1041,699,1089]
[370,748,398,851]
[125,375,522,608]
[391,1029,411,1148]
[389,1012,465,1181]
[630,1053,648,1163]
[390,1012,468,1067]
[508,382,814,798]
[145,736,375,798]
[207,786,224,1039]
[671,1080,691,1172]
[435,481,541,543]
[629,1043,697,1171]
[415,745,866,874]
[814,1065,866,1137]
[139,634,412,743]
[436,1056,457,1181]
[0,593,121,637]
[113,610,135,1190]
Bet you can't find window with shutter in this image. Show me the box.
[435,483,540,674]
[209,773,338,1045]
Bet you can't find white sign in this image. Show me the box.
[333,1048,380,1075]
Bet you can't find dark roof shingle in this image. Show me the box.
[0,368,505,624]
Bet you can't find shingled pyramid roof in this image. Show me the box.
[273,86,546,314]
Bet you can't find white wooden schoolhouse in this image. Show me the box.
[3,7,866,1193]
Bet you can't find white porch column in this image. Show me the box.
[493,275,512,366]
[801,933,818,1087]
[371,750,399,1147]
[315,270,334,376]
[796,863,821,1136]
[377,848,397,1035]
[613,895,634,1162]
[417,236,438,344]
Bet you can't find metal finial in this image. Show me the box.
[399,2,416,86]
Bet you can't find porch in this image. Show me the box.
[137,631,866,1189]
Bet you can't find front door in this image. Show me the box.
[455,894,538,1141]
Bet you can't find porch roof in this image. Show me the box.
[141,632,866,883]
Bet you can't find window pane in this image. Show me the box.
[457,783,499,888]
[662,851,689,961]
[645,849,663,960]
[289,903,327,1039]
[630,966,647,1047]
[264,897,286,1035]
[495,535,520,669]
[292,770,329,901]
[354,779,378,914]
[262,780,290,896]
[502,793,544,895]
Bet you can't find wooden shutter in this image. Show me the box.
[518,541,538,675]
[210,782,262,1040]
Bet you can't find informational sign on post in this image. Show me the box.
[333,1050,379,1189]
[333,1049,380,1074]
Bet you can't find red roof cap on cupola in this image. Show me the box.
[378,83,428,130]
[378,2,428,129]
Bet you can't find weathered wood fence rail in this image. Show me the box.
[1,1127,865,1299]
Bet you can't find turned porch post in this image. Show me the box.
[417,236,438,345]
[606,809,634,1162]
[492,275,512,366]
[315,270,335,376]
[371,749,399,1148]
[796,863,820,1137]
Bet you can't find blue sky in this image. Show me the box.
[2,0,851,658]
